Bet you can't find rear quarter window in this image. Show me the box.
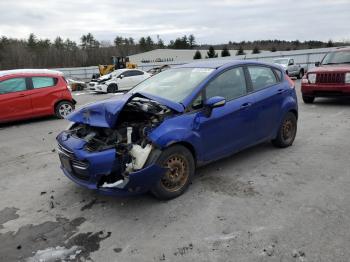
[248,66,278,91]
[273,68,283,82]
[32,77,57,89]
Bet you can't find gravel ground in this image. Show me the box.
[0,81,350,262]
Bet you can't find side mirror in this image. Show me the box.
[205,96,226,109]
[315,61,320,67]
[119,74,124,79]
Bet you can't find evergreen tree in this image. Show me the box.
[236,46,245,55]
[54,37,64,49]
[27,33,37,49]
[326,40,334,47]
[145,36,154,51]
[252,46,260,54]
[221,46,230,57]
[188,34,196,48]
[139,37,147,51]
[193,50,202,59]
[206,46,218,58]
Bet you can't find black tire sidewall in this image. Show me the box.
[151,145,195,200]
[302,95,315,104]
[107,84,118,93]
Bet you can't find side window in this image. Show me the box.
[133,70,144,76]
[0,78,27,94]
[206,67,247,101]
[121,71,131,77]
[273,69,283,82]
[248,66,277,91]
[32,77,56,89]
[289,59,294,65]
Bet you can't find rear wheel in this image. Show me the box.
[297,70,304,79]
[272,112,297,148]
[107,84,118,93]
[55,101,74,119]
[151,145,195,200]
[302,95,315,104]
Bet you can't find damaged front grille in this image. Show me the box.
[58,143,90,181]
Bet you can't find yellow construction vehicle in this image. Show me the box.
[93,56,137,79]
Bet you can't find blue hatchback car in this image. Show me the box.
[57,60,298,199]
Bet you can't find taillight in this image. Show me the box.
[285,75,295,89]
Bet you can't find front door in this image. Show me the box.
[0,77,32,122]
[193,67,256,161]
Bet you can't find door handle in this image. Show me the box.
[18,93,27,97]
[240,102,252,109]
[277,89,287,94]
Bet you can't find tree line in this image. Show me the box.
[0,33,347,70]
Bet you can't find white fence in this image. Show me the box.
[55,46,348,81]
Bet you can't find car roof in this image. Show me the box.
[0,69,63,78]
[175,59,279,69]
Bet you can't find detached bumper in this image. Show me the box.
[56,132,166,196]
[301,83,350,96]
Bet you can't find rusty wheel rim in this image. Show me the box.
[282,119,295,142]
[161,154,189,192]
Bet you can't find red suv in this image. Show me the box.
[0,69,76,123]
[301,48,350,103]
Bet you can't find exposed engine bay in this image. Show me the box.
[67,97,172,187]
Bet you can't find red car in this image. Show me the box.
[0,69,76,123]
[301,47,350,103]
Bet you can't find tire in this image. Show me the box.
[107,84,118,93]
[297,70,304,79]
[151,145,195,200]
[302,95,315,104]
[272,112,297,148]
[55,101,74,119]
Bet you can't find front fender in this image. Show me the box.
[148,115,204,162]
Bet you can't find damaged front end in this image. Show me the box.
[56,95,175,196]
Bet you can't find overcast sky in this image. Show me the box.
[0,0,349,44]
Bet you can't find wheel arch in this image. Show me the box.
[166,141,197,164]
[289,109,298,120]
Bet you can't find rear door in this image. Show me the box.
[27,76,61,116]
[0,77,32,122]
[194,66,256,161]
[247,65,285,141]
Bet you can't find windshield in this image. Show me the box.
[274,59,288,65]
[322,51,350,65]
[130,68,214,103]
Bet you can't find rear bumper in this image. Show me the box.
[301,83,350,96]
[56,132,166,196]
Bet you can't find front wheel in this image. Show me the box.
[151,145,195,200]
[55,101,74,119]
[272,112,297,148]
[107,84,118,93]
[297,70,304,79]
[302,95,315,104]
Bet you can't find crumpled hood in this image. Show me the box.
[67,92,184,128]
